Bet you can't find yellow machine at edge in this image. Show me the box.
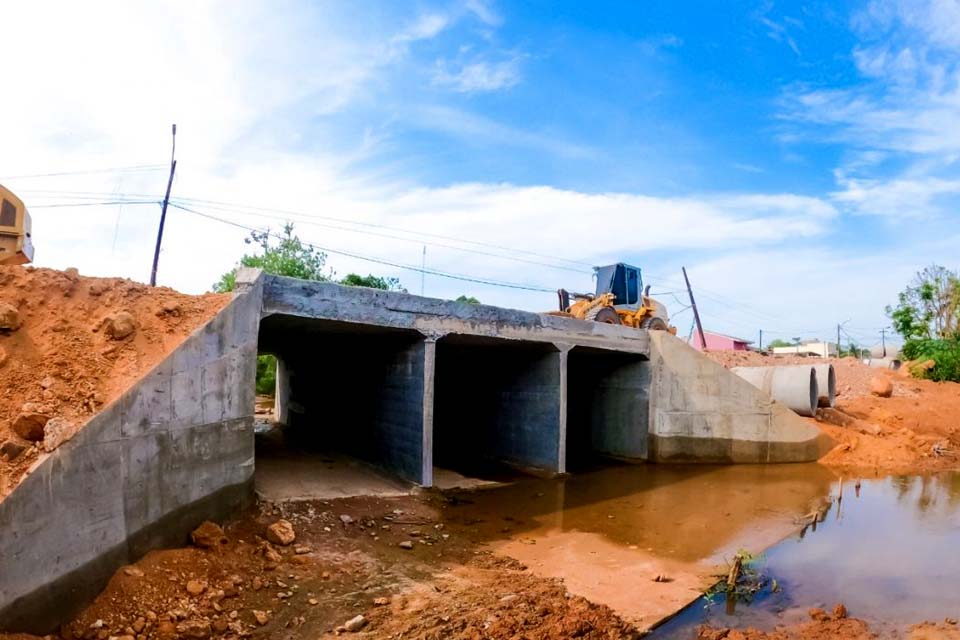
[551,263,676,333]
[0,185,34,266]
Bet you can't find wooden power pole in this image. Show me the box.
[150,124,178,287]
[683,267,707,350]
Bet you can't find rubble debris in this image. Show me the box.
[266,519,296,545]
[42,417,73,452]
[0,301,20,331]
[0,439,25,462]
[99,310,137,340]
[340,614,367,632]
[869,375,893,398]
[11,411,49,441]
[190,521,227,549]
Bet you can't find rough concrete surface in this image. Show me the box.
[0,277,263,633]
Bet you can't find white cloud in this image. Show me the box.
[831,175,960,217]
[432,58,522,92]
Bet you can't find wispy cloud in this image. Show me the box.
[636,33,683,56]
[432,57,522,92]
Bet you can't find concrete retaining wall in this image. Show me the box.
[646,332,834,463]
[0,277,262,633]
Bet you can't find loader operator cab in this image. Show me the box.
[594,263,645,311]
[0,185,34,266]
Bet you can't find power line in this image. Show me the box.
[169,203,557,293]
[0,164,165,180]
[169,194,594,271]
[30,200,157,208]
[168,197,592,276]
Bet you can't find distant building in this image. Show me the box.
[771,340,838,358]
[689,331,753,352]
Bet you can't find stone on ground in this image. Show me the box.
[0,302,20,331]
[12,412,49,441]
[869,375,893,398]
[266,519,296,545]
[190,521,227,548]
[100,311,137,340]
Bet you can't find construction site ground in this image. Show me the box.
[4,266,960,639]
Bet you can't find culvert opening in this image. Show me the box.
[253,314,426,499]
[433,335,562,485]
[567,346,650,472]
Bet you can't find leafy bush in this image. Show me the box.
[902,337,960,382]
[255,355,277,395]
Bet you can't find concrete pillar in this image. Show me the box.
[274,356,290,425]
[420,337,436,488]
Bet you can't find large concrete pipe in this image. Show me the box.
[811,363,836,408]
[731,366,819,417]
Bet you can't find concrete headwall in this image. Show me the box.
[646,332,833,463]
[0,278,262,633]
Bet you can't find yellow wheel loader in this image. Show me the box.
[553,263,675,332]
[0,185,33,266]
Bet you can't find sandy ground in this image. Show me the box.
[704,351,960,475]
[0,266,228,499]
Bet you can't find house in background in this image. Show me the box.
[689,330,753,352]
[771,340,838,358]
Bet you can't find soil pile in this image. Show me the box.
[703,350,960,475]
[0,495,639,640]
[0,265,228,499]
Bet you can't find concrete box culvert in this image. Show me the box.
[730,366,819,417]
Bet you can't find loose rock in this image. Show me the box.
[266,519,296,545]
[399,540,414,550]
[341,614,367,632]
[42,417,73,452]
[190,521,227,548]
[869,375,893,398]
[12,412,49,441]
[0,302,20,331]
[100,311,137,340]
[185,579,207,596]
[0,440,25,462]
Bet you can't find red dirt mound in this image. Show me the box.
[0,266,229,499]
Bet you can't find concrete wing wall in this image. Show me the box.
[0,278,263,633]
[647,332,833,463]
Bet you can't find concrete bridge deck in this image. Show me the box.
[0,268,833,632]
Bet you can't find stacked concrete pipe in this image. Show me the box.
[731,365,819,417]
[810,363,836,408]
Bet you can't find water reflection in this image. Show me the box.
[652,471,960,638]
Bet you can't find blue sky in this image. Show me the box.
[2,0,959,348]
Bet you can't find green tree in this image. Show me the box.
[339,273,405,292]
[888,266,960,382]
[214,223,330,293]
[215,223,330,397]
[455,295,481,304]
[767,339,794,349]
[886,265,960,341]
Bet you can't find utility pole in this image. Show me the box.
[759,329,763,351]
[682,267,707,350]
[420,245,426,296]
[881,328,887,358]
[150,124,177,287]
[837,323,841,357]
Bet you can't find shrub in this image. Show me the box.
[902,337,960,383]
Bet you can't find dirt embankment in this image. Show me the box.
[0,495,639,640]
[0,265,228,499]
[704,351,960,476]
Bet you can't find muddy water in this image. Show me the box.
[439,462,837,628]
[652,472,960,638]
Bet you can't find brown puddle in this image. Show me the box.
[438,462,836,629]
[652,472,960,638]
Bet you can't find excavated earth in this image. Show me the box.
[0,265,228,500]
[705,350,960,475]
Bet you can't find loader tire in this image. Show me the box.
[640,316,669,331]
[584,306,621,324]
